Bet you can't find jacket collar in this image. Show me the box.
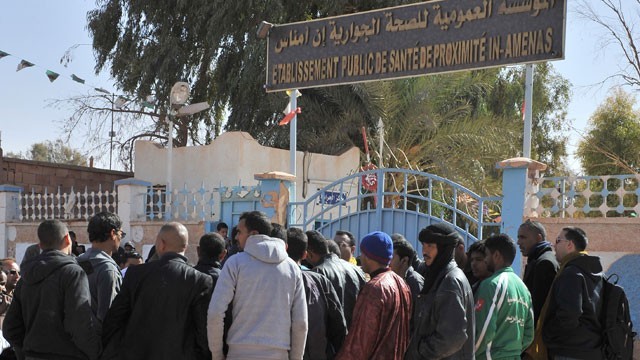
[527,241,553,263]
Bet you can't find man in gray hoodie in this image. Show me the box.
[78,211,124,323]
[207,211,308,360]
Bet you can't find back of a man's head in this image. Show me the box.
[306,230,329,256]
[287,228,308,262]
[270,223,287,243]
[198,232,226,260]
[485,233,517,266]
[157,222,189,255]
[38,219,69,251]
[87,212,122,242]
[239,211,272,235]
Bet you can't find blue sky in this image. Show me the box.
[0,0,633,172]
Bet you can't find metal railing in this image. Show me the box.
[20,186,117,221]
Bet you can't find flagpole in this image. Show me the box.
[289,89,297,206]
[523,63,534,158]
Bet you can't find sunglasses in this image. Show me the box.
[555,238,570,245]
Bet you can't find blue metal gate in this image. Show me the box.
[289,168,502,252]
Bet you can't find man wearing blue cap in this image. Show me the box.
[336,231,411,360]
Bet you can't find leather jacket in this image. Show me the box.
[405,260,475,360]
[312,254,366,327]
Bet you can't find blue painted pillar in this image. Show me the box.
[254,171,295,226]
[0,185,23,257]
[496,158,544,277]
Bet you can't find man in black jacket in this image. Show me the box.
[194,232,226,290]
[4,219,101,360]
[101,222,214,360]
[517,220,559,323]
[287,228,346,360]
[405,223,475,360]
[306,230,366,327]
[543,227,604,360]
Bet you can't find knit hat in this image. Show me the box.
[418,223,462,246]
[360,231,393,265]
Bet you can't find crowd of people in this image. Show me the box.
[0,210,608,360]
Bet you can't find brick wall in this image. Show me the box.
[0,156,132,194]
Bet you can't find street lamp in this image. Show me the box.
[166,82,209,203]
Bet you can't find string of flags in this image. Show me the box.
[0,49,156,111]
[2,50,90,86]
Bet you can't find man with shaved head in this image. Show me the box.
[102,222,214,359]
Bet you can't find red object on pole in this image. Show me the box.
[279,107,301,126]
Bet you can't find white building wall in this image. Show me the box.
[134,131,361,201]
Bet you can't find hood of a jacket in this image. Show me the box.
[567,254,603,276]
[77,247,117,267]
[22,249,77,285]
[244,234,288,264]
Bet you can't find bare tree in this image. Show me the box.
[577,0,640,89]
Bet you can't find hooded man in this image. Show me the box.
[207,211,308,360]
[337,231,411,360]
[405,223,475,360]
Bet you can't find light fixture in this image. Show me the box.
[257,21,273,39]
[170,81,190,108]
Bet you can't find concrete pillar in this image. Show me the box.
[0,185,22,257]
[496,158,546,276]
[115,179,152,241]
[254,171,295,226]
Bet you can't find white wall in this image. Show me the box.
[134,131,361,202]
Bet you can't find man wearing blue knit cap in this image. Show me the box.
[336,231,412,360]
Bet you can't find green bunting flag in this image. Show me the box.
[71,74,85,84]
[0,51,9,60]
[16,60,34,72]
[46,70,60,83]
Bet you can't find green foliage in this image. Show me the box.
[7,140,88,166]
[577,88,640,174]
[87,1,571,184]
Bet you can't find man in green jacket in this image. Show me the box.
[475,234,534,360]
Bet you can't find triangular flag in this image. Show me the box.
[71,74,85,84]
[0,51,9,60]
[16,60,34,72]
[45,70,59,83]
[278,107,301,126]
[95,87,110,94]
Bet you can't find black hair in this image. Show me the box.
[392,237,417,263]
[239,211,272,235]
[286,228,307,262]
[484,234,517,266]
[335,230,355,247]
[216,222,228,231]
[230,226,239,243]
[87,212,122,243]
[327,240,341,257]
[38,220,68,250]
[306,230,329,256]
[69,230,76,240]
[199,232,226,260]
[468,240,487,256]
[270,223,287,243]
[562,226,588,251]
[519,219,546,241]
